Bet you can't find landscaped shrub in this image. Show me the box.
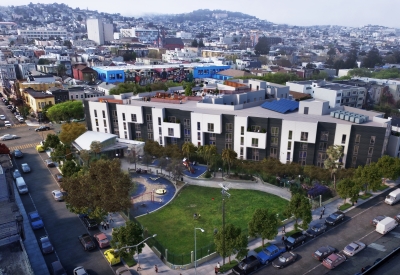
[204,170,212,178]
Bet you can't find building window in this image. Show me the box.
[270,132,280,143]
[341,134,347,144]
[159,127,162,135]
[123,122,127,130]
[271,127,279,136]
[103,120,107,127]
[299,151,307,166]
[252,148,260,161]
[209,133,216,140]
[159,137,163,145]
[147,123,153,132]
[96,127,99,132]
[104,128,107,133]
[102,110,105,118]
[76,95,79,99]
[225,143,232,149]
[209,141,216,145]
[355,134,361,144]
[240,147,244,156]
[146,114,152,122]
[184,138,191,142]
[319,142,327,152]
[124,131,128,139]
[353,145,359,155]
[316,152,326,167]
[366,158,371,165]
[197,132,201,140]
[368,147,374,157]
[321,131,329,141]
[241,126,244,135]
[301,132,308,141]
[95,119,99,126]
[135,124,141,131]
[287,141,291,150]
[184,119,190,127]
[135,132,142,139]
[158,117,161,125]
[287,152,291,162]
[94,110,97,117]
[184,129,191,137]
[197,122,201,130]
[270,147,277,159]
[168,116,176,123]
[240,136,244,145]
[148,133,153,139]
[370,136,376,146]
[288,130,292,140]
[226,123,233,132]
[226,133,232,142]
[168,128,174,136]
[171,138,178,145]
[121,113,125,121]
[252,138,258,147]
[208,123,214,132]
[131,114,137,122]
[352,156,357,167]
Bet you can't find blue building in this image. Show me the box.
[192,65,231,79]
[93,67,125,83]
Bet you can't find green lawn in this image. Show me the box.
[137,185,288,256]
[339,203,352,211]
[359,193,373,200]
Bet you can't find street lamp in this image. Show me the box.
[114,234,157,270]
[194,227,204,275]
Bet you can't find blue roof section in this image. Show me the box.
[261,99,299,114]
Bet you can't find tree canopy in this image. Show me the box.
[214,223,248,263]
[61,158,132,220]
[248,208,279,247]
[254,37,270,55]
[111,221,144,260]
[284,193,312,229]
[58,122,86,144]
[336,178,359,205]
[46,101,84,122]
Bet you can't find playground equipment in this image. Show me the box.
[155,188,167,195]
[131,191,155,208]
[182,158,195,174]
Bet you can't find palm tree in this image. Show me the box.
[324,145,344,189]
[182,142,196,160]
[222,148,237,176]
[198,145,217,168]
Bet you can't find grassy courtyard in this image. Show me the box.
[137,185,288,259]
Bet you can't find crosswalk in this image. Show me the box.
[0,124,27,130]
[8,143,40,151]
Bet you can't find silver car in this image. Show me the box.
[0,134,17,140]
[39,235,54,254]
[343,241,366,256]
[21,163,31,173]
[52,190,64,201]
[13,169,21,179]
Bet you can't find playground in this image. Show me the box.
[182,158,207,178]
[130,173,176,217]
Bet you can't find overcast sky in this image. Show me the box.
[3,0,400,28]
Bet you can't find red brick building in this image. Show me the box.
[72,64,98,82]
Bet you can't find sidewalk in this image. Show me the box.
[117,159,397,275]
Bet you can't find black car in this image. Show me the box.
[313,245,336,261]
[284,232,306,250]
[13,149,23,158]
[325,211,345,226]
[305,223,327,238]
[232,255,261,275]
[78,234,96,251]
[83,216,98,230]
[272,252,297,269]
[35,125,50,132]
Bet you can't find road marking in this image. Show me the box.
[368,243,387,252]
[389,231,400,238]
[9,143,40,151]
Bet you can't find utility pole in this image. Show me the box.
[219,183,231,266]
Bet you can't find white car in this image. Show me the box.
[0,115,5,120]
[4,121,11,127]
[73,266,88,275]
[51,190,64,201]
[18,117,24,123]
[0,134,17,140]
[343,241,366,256]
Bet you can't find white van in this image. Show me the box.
[376,217,398,235]
[385,188,400,205]
[15,177,28,194]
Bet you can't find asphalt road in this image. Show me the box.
[1,111,120,275]
[253,188,400,275]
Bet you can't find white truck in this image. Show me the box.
[376,217,398,235]
[385,188,400,205]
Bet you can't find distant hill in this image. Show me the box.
[165,9,257,22]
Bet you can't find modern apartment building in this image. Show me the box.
[83,79,391,168]
[86,18,113,45]
[17,29,68,39]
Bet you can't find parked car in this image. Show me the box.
[0,115,5,120]
[343,241,366,257]
[305,222,327,238]
[116,267,131,275]
[13,149,23,158]
[272,251,297,269]
[21,163,31,173]
[51,261,67,275]
[94,232,110,248]
[83,216,98,230]
[371,215,386,227]
[395,213,400,223]
[325,211,345,226]
[78,234,96,251]
[232,255,261,275]
[45,159,56,167]
[55,173,63,182]
[73,266,88,275]
[0,134,17,140]
[322,253,346,269]
[257,243,286,265]
[284,232,306,250]
[28,211,44,230]
[13,169,21,179]
[39,235,54,254]
[6,105,12,109]
[4,121,11,127]
[104,249,121,265]
[51,190,64,201]
[313,245,336,261]
[18,117,24,123]
[35,125,50,132]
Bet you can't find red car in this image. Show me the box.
[94,232,110,248]
[322,253,346,269]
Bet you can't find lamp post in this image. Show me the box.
[194,227,204,275]
[114,234,157,270]
[219,183,231,266]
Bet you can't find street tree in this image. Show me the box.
[90,141,103,157]
[362,47,383,68]
[336,178,359,205]
[248,208,279,247]
[58,122,86,144]
[79,149,91,167]
[60,160,81,178]
[43,134,60,149]
[191,39,198,47]
[221,148,237,176]
[50,143,72,162]
[111,221,144,261]
[254,37,270,55]
[198,39,205,47]
[354,163,383,192]
[46,101,84,122]
[284,193,312,230]
[164,144,182,160]
[375,155,400,180]
[61,158,132,220]
[128,149,138,170]
[184,82,193,96]
[214,223,248,263]
[182,142,197,159]
[144,140,163,158]
[197,145,217,168]
[324,145,343,189]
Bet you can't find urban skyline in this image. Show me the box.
[1,0,400,28]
